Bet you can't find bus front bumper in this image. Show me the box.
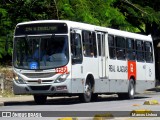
[13,80,70,95]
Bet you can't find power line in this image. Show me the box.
[123,0,149,15]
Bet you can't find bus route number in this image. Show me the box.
[56,66,68,74]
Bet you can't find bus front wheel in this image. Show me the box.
[79,81,92,103]
[33,95,47,104]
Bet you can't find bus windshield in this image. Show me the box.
[13,35,69,70]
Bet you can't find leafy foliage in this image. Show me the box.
[0,0,160,64]
[117,0,160,34]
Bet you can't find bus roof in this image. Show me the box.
[16,20,152,41]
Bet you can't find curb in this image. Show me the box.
[0,102,4,106]
[0,95,33,106]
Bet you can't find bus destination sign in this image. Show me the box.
[25,26,57,32]
[15,23,68,35]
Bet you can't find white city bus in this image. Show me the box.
[13,20,155,104]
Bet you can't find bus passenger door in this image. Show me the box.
[97,33,106,78]
[70,29,84,93]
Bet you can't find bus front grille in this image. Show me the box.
[22,72,56,78]
[26,80,53,84]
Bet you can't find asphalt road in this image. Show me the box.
[0,92,160,120]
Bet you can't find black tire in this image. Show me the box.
[33,95,47,104]
[128,79,135,99]
[79,81,92,103]
[91,93,98,102]
[118,93,126,100]
[118,79,135,99]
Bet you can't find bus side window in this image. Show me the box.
[92,32,97,57]
[115,36,126,60]
[82,30,95,57]
[126,38,135,61]
[144,42,153,63]
[108,35,116,59]
[136,40,144,62]
[97,34,101,56]
[71,33,83,64]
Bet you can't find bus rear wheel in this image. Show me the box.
[79,81,92,103]
[33,95,47,104]
[118,79,135,99]
[128,79,135,99]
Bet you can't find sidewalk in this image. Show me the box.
[0,95,34,106]
[0,95,74,106]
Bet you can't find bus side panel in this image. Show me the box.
[71,57,99,93]
[136,62,146,80]
[108,60,129,93]
[71,64,84,93]
[136,61,155,93]
[83,57,99,92]
[109,79,129,93]
[135,80,155,93]
[146,63,155,82]
[128,61,136,80]
[94,79,110,93]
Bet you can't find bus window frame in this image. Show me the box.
[115,36,126,60]
[135,40,145,62]
[144,41,153,63]
[82,30,96,57]
[71,32,83,64]
[126,38,135,61]
[108,34,116,59]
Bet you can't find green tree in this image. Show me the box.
[0,0,59,60]
[0,0,160,64]
[115,0,160,36]
[57,0,131,29]
[0,6,12,58]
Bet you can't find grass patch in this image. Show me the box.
[0,66,14,97]
[0,90,15,97]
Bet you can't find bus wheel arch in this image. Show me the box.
[129,76,136,85]
[79,74,95,102]
[86,74,95,90]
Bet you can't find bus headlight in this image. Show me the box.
[54,73,69,83]
[13,73,26,84]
